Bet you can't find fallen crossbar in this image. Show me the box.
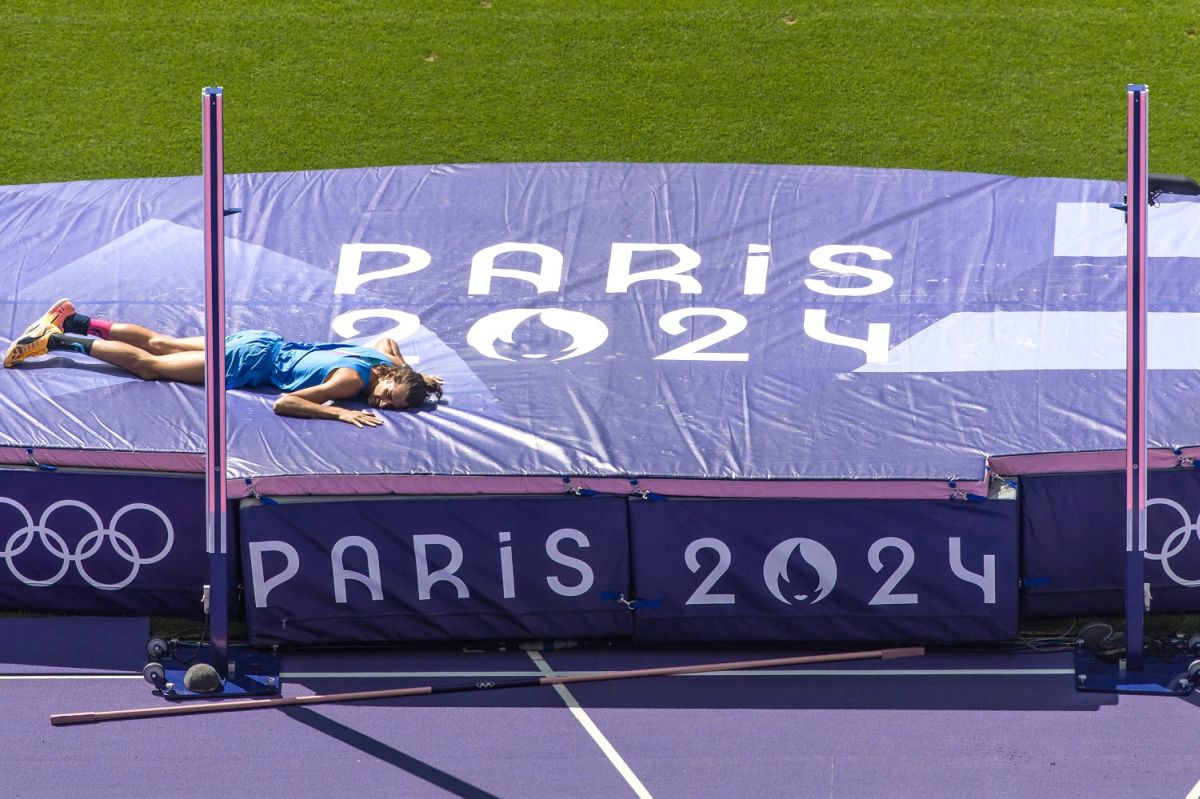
[50,646,923,726]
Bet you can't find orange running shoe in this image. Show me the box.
[17,298,75,339]
[3,321,61,368]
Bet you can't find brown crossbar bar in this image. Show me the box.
[50,646,924,726]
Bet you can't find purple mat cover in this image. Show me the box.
[6,162,1200,632]
[5,162,1199,497]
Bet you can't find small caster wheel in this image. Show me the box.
[146,638,169,659]
[1187,635,1200,654]
[1187,659,1200,681]
[143,661,166,688]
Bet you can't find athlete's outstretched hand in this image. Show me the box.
[338,408,384,428]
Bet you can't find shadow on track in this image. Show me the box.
[281,705,500,799]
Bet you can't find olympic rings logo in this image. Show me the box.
[0,498,173,590]
[1146,498,1200,588]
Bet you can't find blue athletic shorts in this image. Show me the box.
[224,330,283,389]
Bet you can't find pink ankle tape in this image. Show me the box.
[87,319,113,339]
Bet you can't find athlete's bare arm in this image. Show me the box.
[370,337,408,368]
[271,368,381,427]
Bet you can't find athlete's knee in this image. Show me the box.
[146,336,182,355]
[129,354,166,381]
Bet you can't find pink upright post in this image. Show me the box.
[1124,84,1148,672]
[202,86,229,668]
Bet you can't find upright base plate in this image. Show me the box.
[1074,645,1197,696]
[146,641,281,701]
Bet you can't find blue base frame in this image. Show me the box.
[146,641,280,701]
[1074,645,1198,696]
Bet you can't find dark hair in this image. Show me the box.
[372,364,442,407]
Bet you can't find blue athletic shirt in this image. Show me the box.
[224,330,391,393]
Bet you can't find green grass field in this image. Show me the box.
[4,1,1200,185]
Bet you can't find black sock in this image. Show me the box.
[48,333,93,356]
[62,313,91,335]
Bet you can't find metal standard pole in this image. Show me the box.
[202,87,229,669]
[1125,84,1148,672]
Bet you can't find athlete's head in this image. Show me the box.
[368,364,443,410]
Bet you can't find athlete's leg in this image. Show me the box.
[5,298,205,374]
[105,324,205,355]
[6,324,206,380]
[46,301,203,355]
[85,339,205,383]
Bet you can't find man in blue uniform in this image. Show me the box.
[3,299,443,428]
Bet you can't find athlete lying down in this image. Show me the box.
[3,299,443,428]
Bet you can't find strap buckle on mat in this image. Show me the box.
[601,591,663,610]
[25,448,57,472]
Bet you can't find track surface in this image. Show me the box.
[4,618,1199,798]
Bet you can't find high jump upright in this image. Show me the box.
[1077,85,1200,695]
[201,86,230,671]
[1124,83,1148,673]
[140,87,277,700]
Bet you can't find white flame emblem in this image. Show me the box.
[762,538,838,605]
[467,309,609,362]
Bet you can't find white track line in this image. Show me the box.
[0,667,1074,681]
[1187,777,1200,799]
[527,650,654,799]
